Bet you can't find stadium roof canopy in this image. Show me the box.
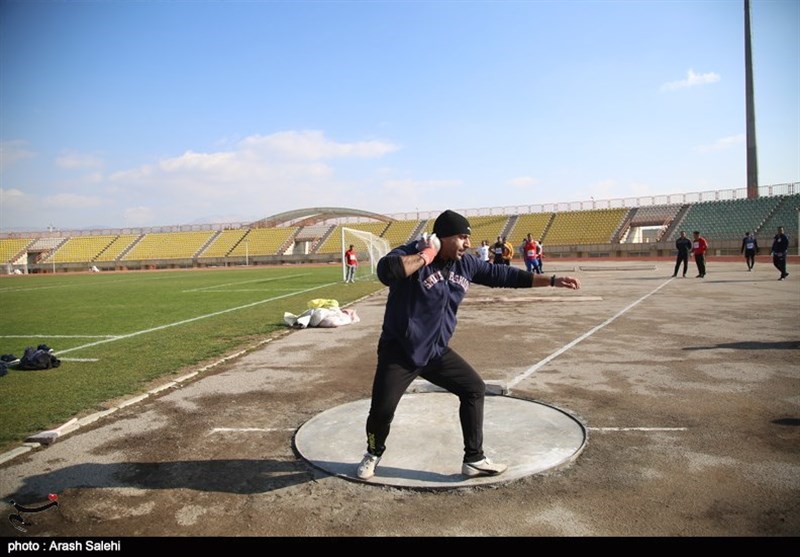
[250,207,394,228]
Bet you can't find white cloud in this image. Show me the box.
[111,131,396,191]
[694,133,745,153]
[661,69,721,92]
[586,179,617,199]
[383,178,462,192]
[0,187,26,201]
[0,188,29,224]
[158,150,237,173]
[109,165,155,182]
[376,178,465,215]
[43,193,105,209]
[2,131,401,230]
[124,206,156,227]
[629,182,655,196]
[240,130,399,160]
[56,151,104,169]
[0,140,35,171]
[99,131,401,226]
[508,176,540,188]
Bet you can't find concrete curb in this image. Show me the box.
[0,337,277,466]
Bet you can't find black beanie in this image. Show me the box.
[433,210,471,238]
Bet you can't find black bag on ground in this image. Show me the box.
[18,347,60,370]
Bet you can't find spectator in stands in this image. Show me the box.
[344,244,358,283]
[492,236,505,265]
[771,226,790,281]
[692,231,708,278]
[356,209,582,481]
[672,231,692,278]
[741,232,759,272]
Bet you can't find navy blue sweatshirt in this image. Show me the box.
[377,241,533,368]
[772,232,789,255]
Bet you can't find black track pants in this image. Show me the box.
[744,250,756,270]
[673,253,688,276]
[695,254,706,276]
[773,254,787,276]
[365,339,486,463]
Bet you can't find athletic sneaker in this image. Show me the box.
[462,457,507,477]
[356,453,381,479]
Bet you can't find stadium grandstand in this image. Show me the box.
[1,184,798,274]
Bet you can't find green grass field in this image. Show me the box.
[0,266,385,451]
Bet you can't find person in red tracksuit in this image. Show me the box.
[692,231,708,278]
[344,244,358,283]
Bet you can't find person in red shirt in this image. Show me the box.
[344,244,358,283]
[692,231,708,278]
[522,234,539,273]
[523,233,542,274]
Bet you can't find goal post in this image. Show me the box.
[341,227,391,282]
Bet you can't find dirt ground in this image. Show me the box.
[1,259,798,540]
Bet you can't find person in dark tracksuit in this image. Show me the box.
[741,232,759,272]
[672,231,692,277]
[771,226,790,280]
[492,235,505,265]
[356,210,582,480]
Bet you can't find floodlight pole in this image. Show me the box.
[744,0,758,198]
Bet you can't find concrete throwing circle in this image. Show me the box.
[294,392,586,489]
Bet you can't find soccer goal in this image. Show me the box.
[341,227,391,282]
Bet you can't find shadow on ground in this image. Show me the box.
[8,458,313,501]
[683,340,800,351]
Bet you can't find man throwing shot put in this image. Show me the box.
[357,209,581,480]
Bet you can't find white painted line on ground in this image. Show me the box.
[588,427,688,432]
[56,281,338,355]
[182,273,310,292]
[507,278,674,390]
[190,288,307,293]
[209,427,296,434]
[463,295,603,304]
[0,335,117,339]
[579,265,657,271]
[59,358,100,362]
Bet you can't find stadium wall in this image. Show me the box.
[3,183,798,275]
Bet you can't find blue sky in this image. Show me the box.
[1,0,798,232]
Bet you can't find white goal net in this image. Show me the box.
[341,227,391,282]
